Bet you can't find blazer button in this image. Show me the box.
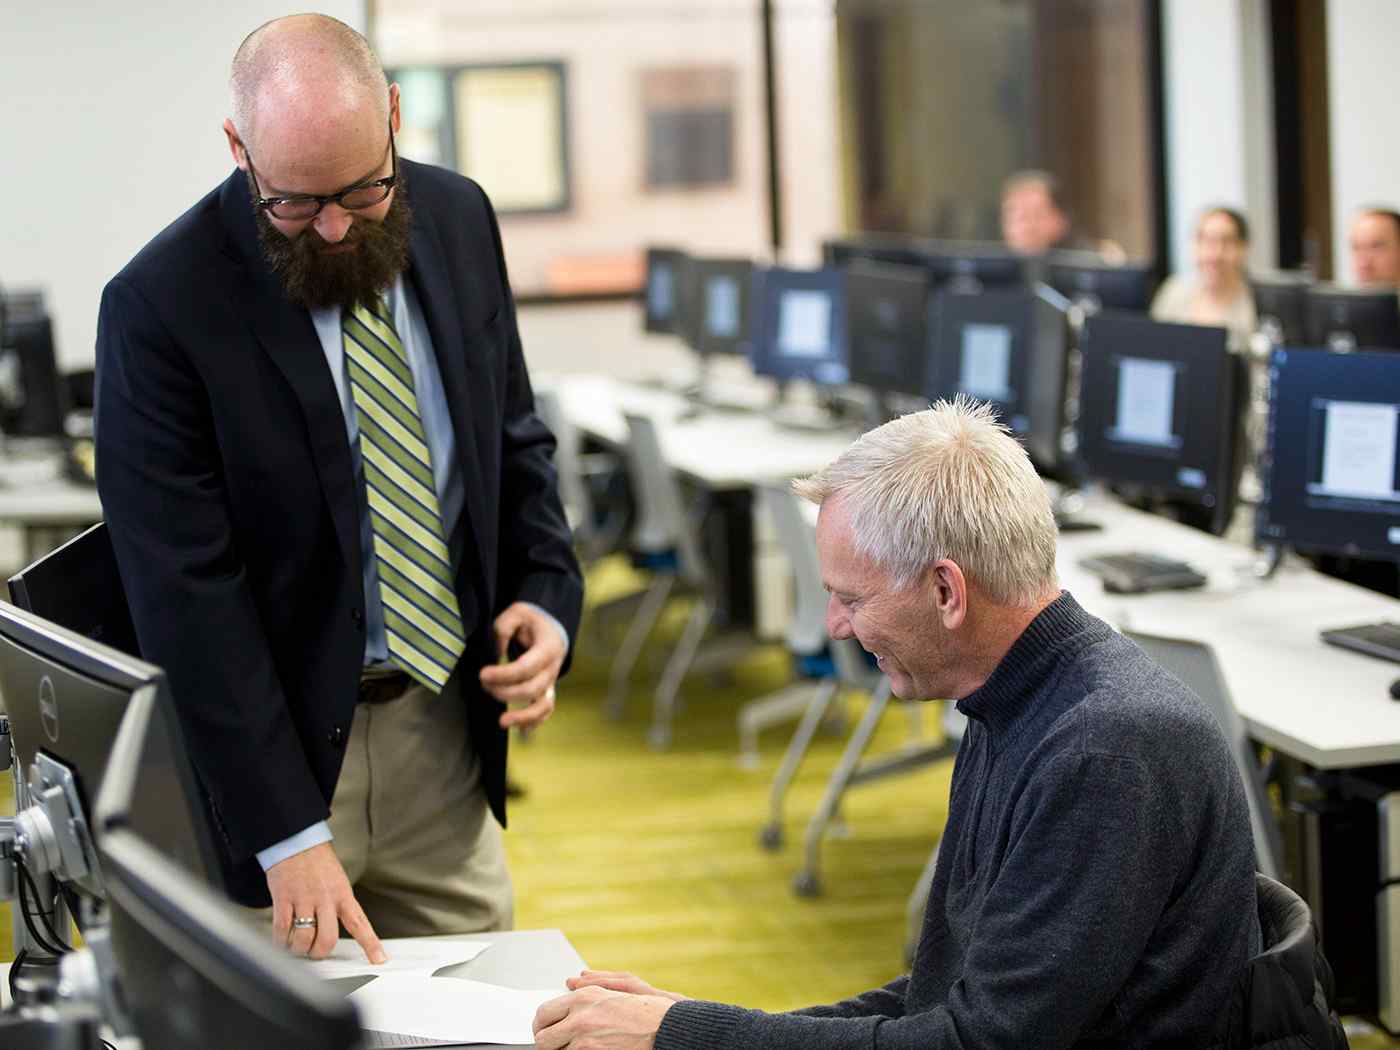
[351,607,363,630]
[328,725,346,747]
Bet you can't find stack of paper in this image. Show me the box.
[303,937,492,980]
[347,974,561,1046]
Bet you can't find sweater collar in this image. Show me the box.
[956,592,1108,732]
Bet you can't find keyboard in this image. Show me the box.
[1078,551,1208,594]
[1320,621,1400,664]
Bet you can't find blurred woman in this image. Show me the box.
[1151,207,1256,348]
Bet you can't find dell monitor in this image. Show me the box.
[1256,348,1400,561]
[922,240,1027,293]
[844,260,932,402]
[0,309,66,438]
[926,285,1072,475]
[1250,270,1311,346]
[1077,315,1246,535]
[1303,284,1400,352]
[683,258,754,357]
[643,247,690,335]
[748,267,848,387]
[97,827,362,1050]
[1046,251,1157,313]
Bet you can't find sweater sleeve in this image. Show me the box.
[656,750,1184,1050]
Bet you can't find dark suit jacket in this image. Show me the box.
[95,160,583,904]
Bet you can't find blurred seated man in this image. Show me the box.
[1000,169,1071,255]
[1151,206,1256,349]
[1349,207,1400,289]
[534,399,1263,1050]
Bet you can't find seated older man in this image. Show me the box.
[534,398,1262,1050]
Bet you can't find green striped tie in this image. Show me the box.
[343,296,466,691]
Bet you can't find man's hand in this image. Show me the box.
[533,986,675,1050]
[479,601,566,730]
[567,970,688,1002]
[266,841,386,963]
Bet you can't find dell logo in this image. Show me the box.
[39,675,59,744]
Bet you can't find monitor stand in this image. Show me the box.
[1050,485,1101,533]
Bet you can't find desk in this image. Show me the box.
[0,928,585,1049]
[0,475,102,565]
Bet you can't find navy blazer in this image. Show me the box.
[95,160,582,904]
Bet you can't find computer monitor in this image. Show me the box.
[683,258,753,357]
[0,309,66,437]
[921,240,1027,292]
[1250,270,1312,345]
[96,827,362,1050]
[926,286,1072,474]
[643,247,690,335]
[1256,348,1400,561]
[1077,315,1245,533]
[844,260,932,399]
[1045,251,1157,313]
[748,267,848,386]
[1304,284,1400,352]
[822,234,931,271]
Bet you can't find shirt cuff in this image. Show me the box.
[522,602,571,656]
[256,821,333,871]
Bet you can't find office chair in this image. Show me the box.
[535,388,628,566]
[1123,631,1283,880]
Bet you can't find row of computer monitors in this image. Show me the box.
[646,247,1400,565]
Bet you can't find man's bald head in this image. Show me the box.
[230,14,388,156]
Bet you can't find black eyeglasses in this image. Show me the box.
[244,122,397,221]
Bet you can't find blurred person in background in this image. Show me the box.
[1151,206,1256,349]
[1000,169,1072,256]
[1348,207,1400,289]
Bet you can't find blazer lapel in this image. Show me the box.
[405,213,489,592]
[218,174,363,576]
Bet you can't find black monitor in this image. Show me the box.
[97,827,362,1050]
[0,309,66,437]
[748,267,848,386]
[1256,348,1400,561]
[1303,284,1400,352]
[1045,251,1157,313]
[643,247,690,335]
[683,258,753,357]
[844,260,932,399]
[0,601,168,899]
[1250,270,1311,345]
[922,240,1027,292]
[927,286,1072,474]
[822,234,931,271]
[1077,315,1245,533]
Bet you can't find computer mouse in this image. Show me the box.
[1389,677,1400,701]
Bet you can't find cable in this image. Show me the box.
[16,857,70,957]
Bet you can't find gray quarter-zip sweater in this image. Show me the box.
[656,592,1261,1049]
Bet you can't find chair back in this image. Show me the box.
[1124,631,1282,880]
[536,389,596,538]
[622,413,707,586]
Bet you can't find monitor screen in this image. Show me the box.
[748,267,848,386]
[1257,348,1400,561]
[1303,284,1400,352]
[1045,251,1157,312]
[97,827,362,1050]
[643,247,689,334]
[684,258,753,356]
[1250,271,1311,345]
[927,287,1072,473]
[844,260,931,398]
[0,311,66,438]
[921,240,1026,291]
[1077,315,1243,529]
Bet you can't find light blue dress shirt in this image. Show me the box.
[257,275,566,871]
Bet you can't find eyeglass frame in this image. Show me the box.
[242,121,398,221]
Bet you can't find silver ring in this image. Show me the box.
[291,916,318,930]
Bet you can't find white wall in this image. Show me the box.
[1327,0,1400,285]
[1,1,366,370]
[1161,0,1276,273]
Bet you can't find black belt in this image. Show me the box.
[357,668,413,705]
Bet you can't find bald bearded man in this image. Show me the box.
[95,14,582,961]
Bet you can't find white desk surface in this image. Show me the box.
[539,373,859,488]
[0,479,102,523]
[1053,494,1400,769]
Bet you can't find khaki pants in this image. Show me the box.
[331,680,514,936]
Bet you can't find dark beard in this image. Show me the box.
[253,173,413,311]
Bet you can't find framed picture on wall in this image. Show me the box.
[642,65,736,190]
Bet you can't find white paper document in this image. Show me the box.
[1318,400,1399,500]
[348,974,560,1045]
[303,937,491,980]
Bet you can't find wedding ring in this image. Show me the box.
[291,916,318,930]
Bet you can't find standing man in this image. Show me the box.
[95,14,582,962]
[534,399,1261,1049]
[1348,206,1400,290]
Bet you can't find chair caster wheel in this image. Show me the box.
[759,824,783,851]
[792,871,822,897]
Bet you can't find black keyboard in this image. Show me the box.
[1320,621,1400,664]
[1079,552,1208,594]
